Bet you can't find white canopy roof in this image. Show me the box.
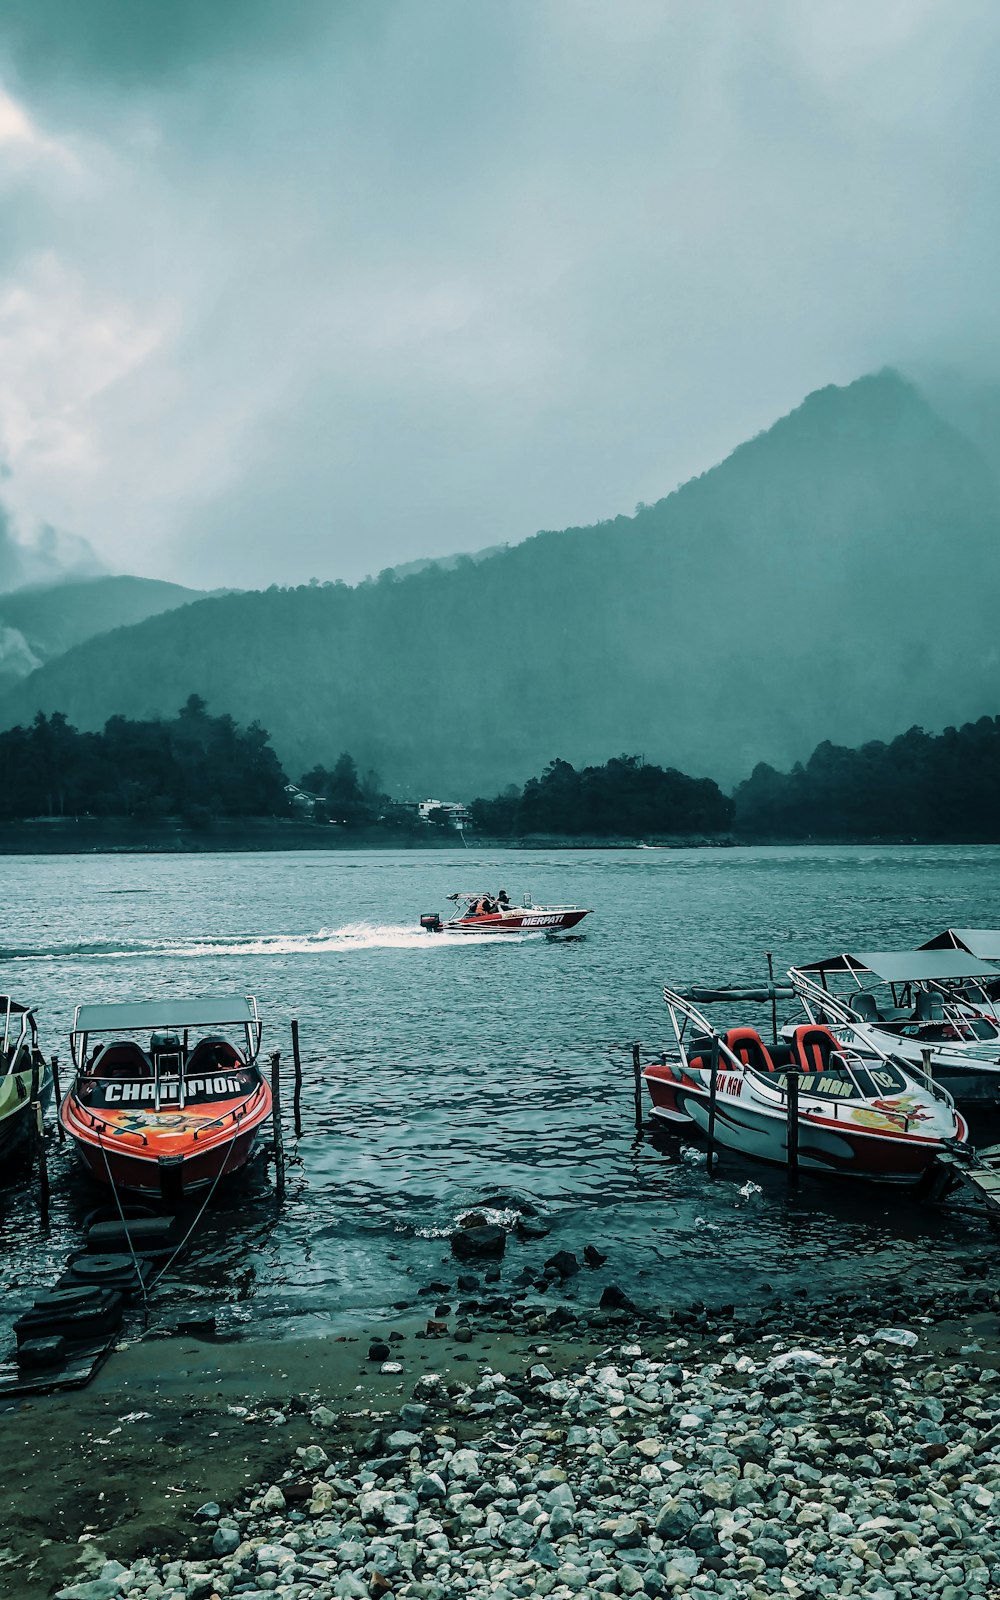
[74,997,257,1034]
[798,951,1000,984]
[918,929,1000,960]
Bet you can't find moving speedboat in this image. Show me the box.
[0,998,50,1166]
[788,950,1000,1107]
[419,891,592,935]
[60,995,273,1197]
[644,986,966,1183]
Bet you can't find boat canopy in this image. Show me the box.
[918,929,1000,961]
[73,996,258,1034]
[797,951,1000,984]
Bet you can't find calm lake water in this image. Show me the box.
[2,844,998,1340]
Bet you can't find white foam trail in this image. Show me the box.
[5,920,542,962]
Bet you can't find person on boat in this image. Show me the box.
[481,897,496,915]
[497,888,511,909]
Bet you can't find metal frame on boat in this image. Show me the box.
[644,985,966,1183]
[420,891,591,936]
[787,951,1000,1106]
[61,995,271,1197]
[0,998,50,1164]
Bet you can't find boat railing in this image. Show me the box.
[190,1082,266,1140]
[789,968,955,1108]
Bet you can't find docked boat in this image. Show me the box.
[787,950,1000,1107]
[0,998,51,1166]
[419,891,592,935]
[60,996,272,1197]
[644,986,966,1182]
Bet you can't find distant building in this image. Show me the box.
[284,783,318,817]
[416,798,472,830]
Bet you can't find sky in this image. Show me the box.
[0,0,998,591]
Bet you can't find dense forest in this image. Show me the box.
[471,755,733,837]
[3,372,1000,795]
[733,716,1000,841]
[3,703,1000,843]
[0,698,288,823]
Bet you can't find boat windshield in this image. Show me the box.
[762,1055,909,1102]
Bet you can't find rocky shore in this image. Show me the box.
[32,1261,1000,1600]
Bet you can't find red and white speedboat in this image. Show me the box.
[643,986,967,1184]
[420,891,591,936]
[61,996,272,1198]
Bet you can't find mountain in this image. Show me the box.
[2,370,999,795]
[0,574,207,692]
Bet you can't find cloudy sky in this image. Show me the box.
[0,0,997,590]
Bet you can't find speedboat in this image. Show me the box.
[0,998,51,1166]
[60,995,273,1197]
[644,986,966,1183]
[787,950,1000,1107]
[419,891,592,936]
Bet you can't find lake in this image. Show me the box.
[2,843,997,1340]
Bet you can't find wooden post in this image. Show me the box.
[786,1065,800,1184]
[51,1055,64,1141]
[632,1042,643,1130]
[707,1035,719,1175]
[291,1019,303,1138]
[921,1046,934,1081]
[30,1060,50,1228]
[270,1051,285,1201]
[766,952,778,1046]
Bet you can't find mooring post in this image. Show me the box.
[766,951,778,1046]
[29,1059,50,1228]
[291,1019,303,1139]
[51,1054,64,1141]
[921,1045,934,1082]
[270,1050,285,1201]
[786,1065,800,1184]
[707,1035,719,1175]
[632,1042,643,1130]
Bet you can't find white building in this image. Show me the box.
[417,798,472,829]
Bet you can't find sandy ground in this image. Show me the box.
[4,1305,1000,1600]
[0,1316,560,1600]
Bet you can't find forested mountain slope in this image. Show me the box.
[2,371,998,795]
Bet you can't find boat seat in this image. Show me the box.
[89,1041,153,1081]
[851,992,881,1024]
[790,1024,841,1074]
[185,1036,244,1077]
[914,991,945,1022]
[723,1027,777,1074]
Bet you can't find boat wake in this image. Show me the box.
[0,921,540,962]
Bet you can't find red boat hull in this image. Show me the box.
[441,908,591,935]
[60,1079,273,1196]
[644,1062,966,1183]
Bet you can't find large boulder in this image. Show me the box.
[451,1224,507,1260]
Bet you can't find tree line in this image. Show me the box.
[469,755,734,837]
[733,716,1000,841]
[4,700,1000,843]
[0,697,289,825]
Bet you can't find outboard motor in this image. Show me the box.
[420,912,442,933]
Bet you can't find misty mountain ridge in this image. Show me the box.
[2,367,998,795]
[0,574,209,692]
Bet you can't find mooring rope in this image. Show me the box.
[94,1125,150,1318]
[145,1144,235,1296]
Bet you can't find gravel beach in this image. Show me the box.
[8,1260,1000,1600]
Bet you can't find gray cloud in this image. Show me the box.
[0,0,331,89]
[0,1,998,589]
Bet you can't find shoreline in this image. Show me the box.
[7,1265,1000,1599]
[0,824,996,856]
